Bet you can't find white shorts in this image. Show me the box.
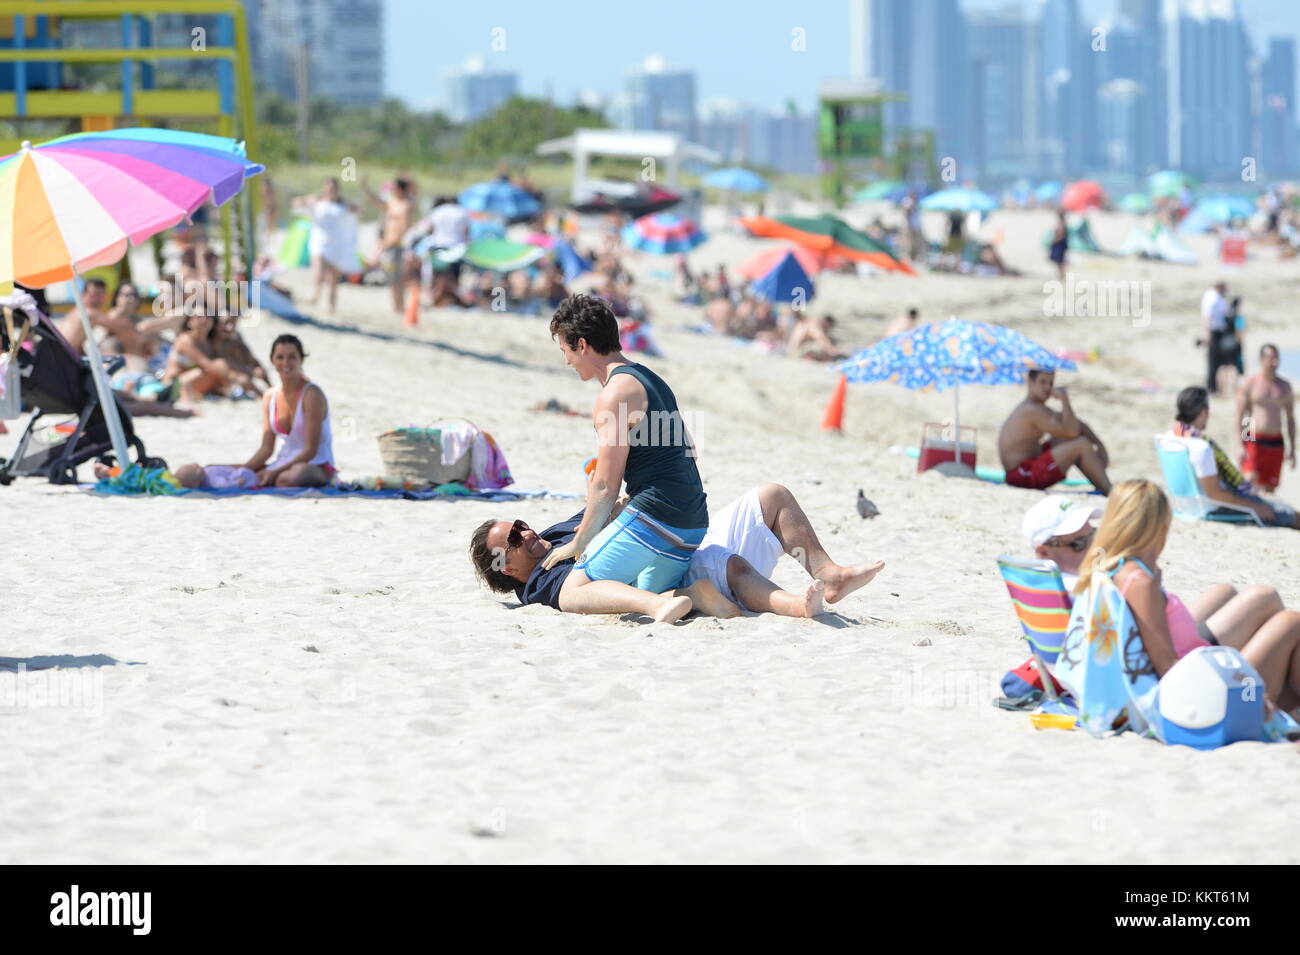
[683,488,785,604]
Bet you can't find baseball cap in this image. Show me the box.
[1022,496,1102,548]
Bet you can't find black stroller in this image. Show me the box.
[0,301,163,485]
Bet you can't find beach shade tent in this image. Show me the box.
[458,238,546,272]
[833,317,1077,441]
[750,250,814,305]
[703,168,768,193]
[1148,170,1198,199]
[1118,192,1153,214]
[277,216,313,267]
[0,129,263,468]
[1041,218,1104,254]
[552,239,591,282]
[457,180,542,223]
[1061,180,1107,212]
[852,179,905,202]
[920,188,998,212]
[1179,195,1256,233]
[738,215,916,275]
[1034,181,1063,202]
[623,213,706,254]
[1118,222,1198,264]
[569,183,682,218]
[735,244,829,279]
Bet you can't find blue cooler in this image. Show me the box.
[1157,646,1265,749]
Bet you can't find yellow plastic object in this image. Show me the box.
[1030,712,1077,731]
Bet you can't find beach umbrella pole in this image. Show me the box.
[952,385,962,454]
[71,273,133,470]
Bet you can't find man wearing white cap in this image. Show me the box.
[1021,496,1101,590]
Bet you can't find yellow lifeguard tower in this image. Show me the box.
[0,1,260,275]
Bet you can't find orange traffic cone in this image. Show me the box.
[821,375,847,432]
[403,281,420,327]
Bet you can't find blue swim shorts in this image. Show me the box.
[576,505,707,593]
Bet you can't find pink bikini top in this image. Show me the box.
[1113,558,1208,659]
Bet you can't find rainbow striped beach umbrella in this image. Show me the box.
[623,213,706,254]
[0,127,263,466]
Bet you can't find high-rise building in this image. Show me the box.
[1040,0,1089,177]
[1261,38,1296,177]
[255,0,384,106]
[625,55,697,140]
[858,0,966,166]
[444,58,519,123]
[696,101,817,175]
[1164,0,1252,180]
[1094,8,1168,175]
[967,7,1040,182]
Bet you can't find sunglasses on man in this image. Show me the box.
[506,520,530,550]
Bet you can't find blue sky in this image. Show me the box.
[386,0,1300,114]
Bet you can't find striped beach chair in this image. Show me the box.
[996,556,1074,704]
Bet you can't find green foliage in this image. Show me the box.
[455,96,606,163]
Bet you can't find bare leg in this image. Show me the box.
[672,579,743,618]
[558,570,693,623]
[309,254,324,305]
[274,463,333,488]
[327,266,339,314]
[754,482,885,604]
[1238,609,1300,706]
[726,554,824,618]
[1202,585,1285,650]
[1047,437,1112,494]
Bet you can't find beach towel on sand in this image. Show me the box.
[1057,572,1296,743]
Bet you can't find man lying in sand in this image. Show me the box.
[998,369,1112,494]
[541,294,709,598]
[470,483,884,620]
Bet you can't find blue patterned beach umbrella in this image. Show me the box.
[751,249,814,305]
[834,317,1076,435]
[457,179,542,221]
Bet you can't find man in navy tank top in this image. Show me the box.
[541,294,709,605]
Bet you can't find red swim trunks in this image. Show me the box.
[1006,442,1065,490]
[1241,434,1285,491]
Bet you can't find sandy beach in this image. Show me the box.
[3,207,1298,864]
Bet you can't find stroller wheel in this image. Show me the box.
[48,463,78,485]
[139,456,168,471]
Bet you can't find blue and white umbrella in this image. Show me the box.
[457,179,542,221]
[703,167,769,193]
[921,188,998,212]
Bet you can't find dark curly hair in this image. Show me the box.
[549,293,621,355]
[469,519,518,594]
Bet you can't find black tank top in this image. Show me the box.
[607,363,708,529]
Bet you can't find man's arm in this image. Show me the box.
[1285,383,1296,466]
[1199,474,1275,522]
[1236,377,1252,450]
[1037,394,1081,440]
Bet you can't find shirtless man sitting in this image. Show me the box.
[470,483,885,621]
[362,176,415,314]
[998,369,1112,494]
[56,277,108,354]
[1237,343,1295,492]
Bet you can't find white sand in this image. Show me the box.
[3,209,1298,864]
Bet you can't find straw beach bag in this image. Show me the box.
[376,418,474,485]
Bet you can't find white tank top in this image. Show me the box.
[267,382,335,470]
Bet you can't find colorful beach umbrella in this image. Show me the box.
[835,317,1076,438]
[623,213,706,254]
[739,214,915,275]
[277,216,313,267]
[1034,181,1063,202]
[1061,180,1107,212]
[0,127,263,467]
[750,250,814,306]
[920,188,998,212]
[457,179,542,222]
[1180,194,1255,232]
[1118,193,1152,214]
[735,244,829,279]
[703,167,768,193]
[460,238,545,272]
[570,185,680,218]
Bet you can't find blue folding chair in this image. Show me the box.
[1153,435,1262,525]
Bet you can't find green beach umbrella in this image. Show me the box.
[1118,193,1152,214]
[459,238,546,272]
[853,180,905,202]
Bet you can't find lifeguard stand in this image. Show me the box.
[0,1,260,279]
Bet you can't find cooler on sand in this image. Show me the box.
[917,422,976,473]
[1157,646,1265,750]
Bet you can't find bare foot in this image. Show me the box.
[802,579,825,617]
[820,560,885,604]
[654,594,693,624]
